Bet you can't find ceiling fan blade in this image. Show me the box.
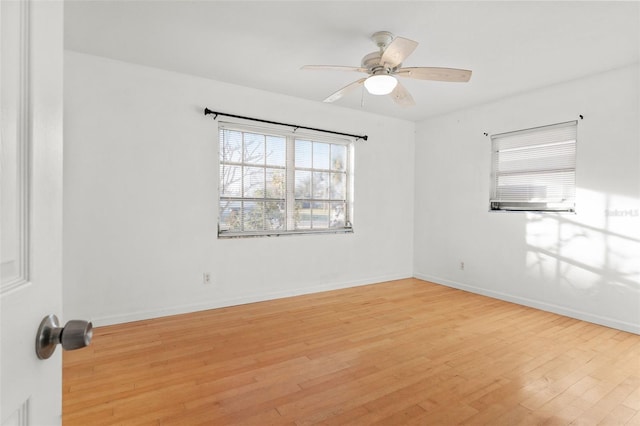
[396,67,472,82]
[390,81,415,107]
[302,65,368,73]
[323,78,366,103]
[380,37,418,68]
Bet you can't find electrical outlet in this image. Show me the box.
[203,272,212,284]
[460,261,465,270]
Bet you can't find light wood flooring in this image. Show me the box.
[63,278,640,425]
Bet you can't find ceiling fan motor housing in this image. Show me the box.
[363,31,398,75]
[361,52,397,75]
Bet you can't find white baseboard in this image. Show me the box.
[91,272,639,335]
[414,272,639,335]
[91,273,413,327]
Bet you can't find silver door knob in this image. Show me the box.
[35,314,93,359]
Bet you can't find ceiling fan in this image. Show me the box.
[302,31,472,107]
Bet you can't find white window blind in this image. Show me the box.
[218,122,353,237]
[490,121,577,212]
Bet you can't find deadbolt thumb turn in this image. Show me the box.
[35,314,93,360]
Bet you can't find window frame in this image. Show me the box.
[489,120,577,213]
[217,120,354,238]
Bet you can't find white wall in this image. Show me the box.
[64,50,639,333]
[63,51,415,326]
[414,64,640,334]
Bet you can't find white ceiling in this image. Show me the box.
[64,1,640,122]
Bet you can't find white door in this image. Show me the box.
[1,0,65,425]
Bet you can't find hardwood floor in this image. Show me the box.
[63,278,640,425]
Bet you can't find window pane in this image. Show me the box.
[244,133,265,164]
[266,136,286,167]
[311,202,329,229]
[330,202,346,228]
[266,168,285,199]
[313,142,330,170]
[295,140,312,168]
[219,201,242,232]
[265,201,285,230]
[221,130,242,163]
[243,201,263,231]
[294,201,311,230]
[295,170,311,199]
[330,172,346,199]
[313,172,330,199]
[243,167,265,198]
[220,165,242,197]
[331,144,347,171]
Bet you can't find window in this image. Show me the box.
[490,121,577,212]
[218,122,353,237]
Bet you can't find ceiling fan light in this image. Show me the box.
[364,74,397,95]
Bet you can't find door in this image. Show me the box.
[1,0,64,424]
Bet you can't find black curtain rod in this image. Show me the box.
[203,108,368,141]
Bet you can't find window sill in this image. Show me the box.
[489,208,576,214]
[218,228,354,239]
